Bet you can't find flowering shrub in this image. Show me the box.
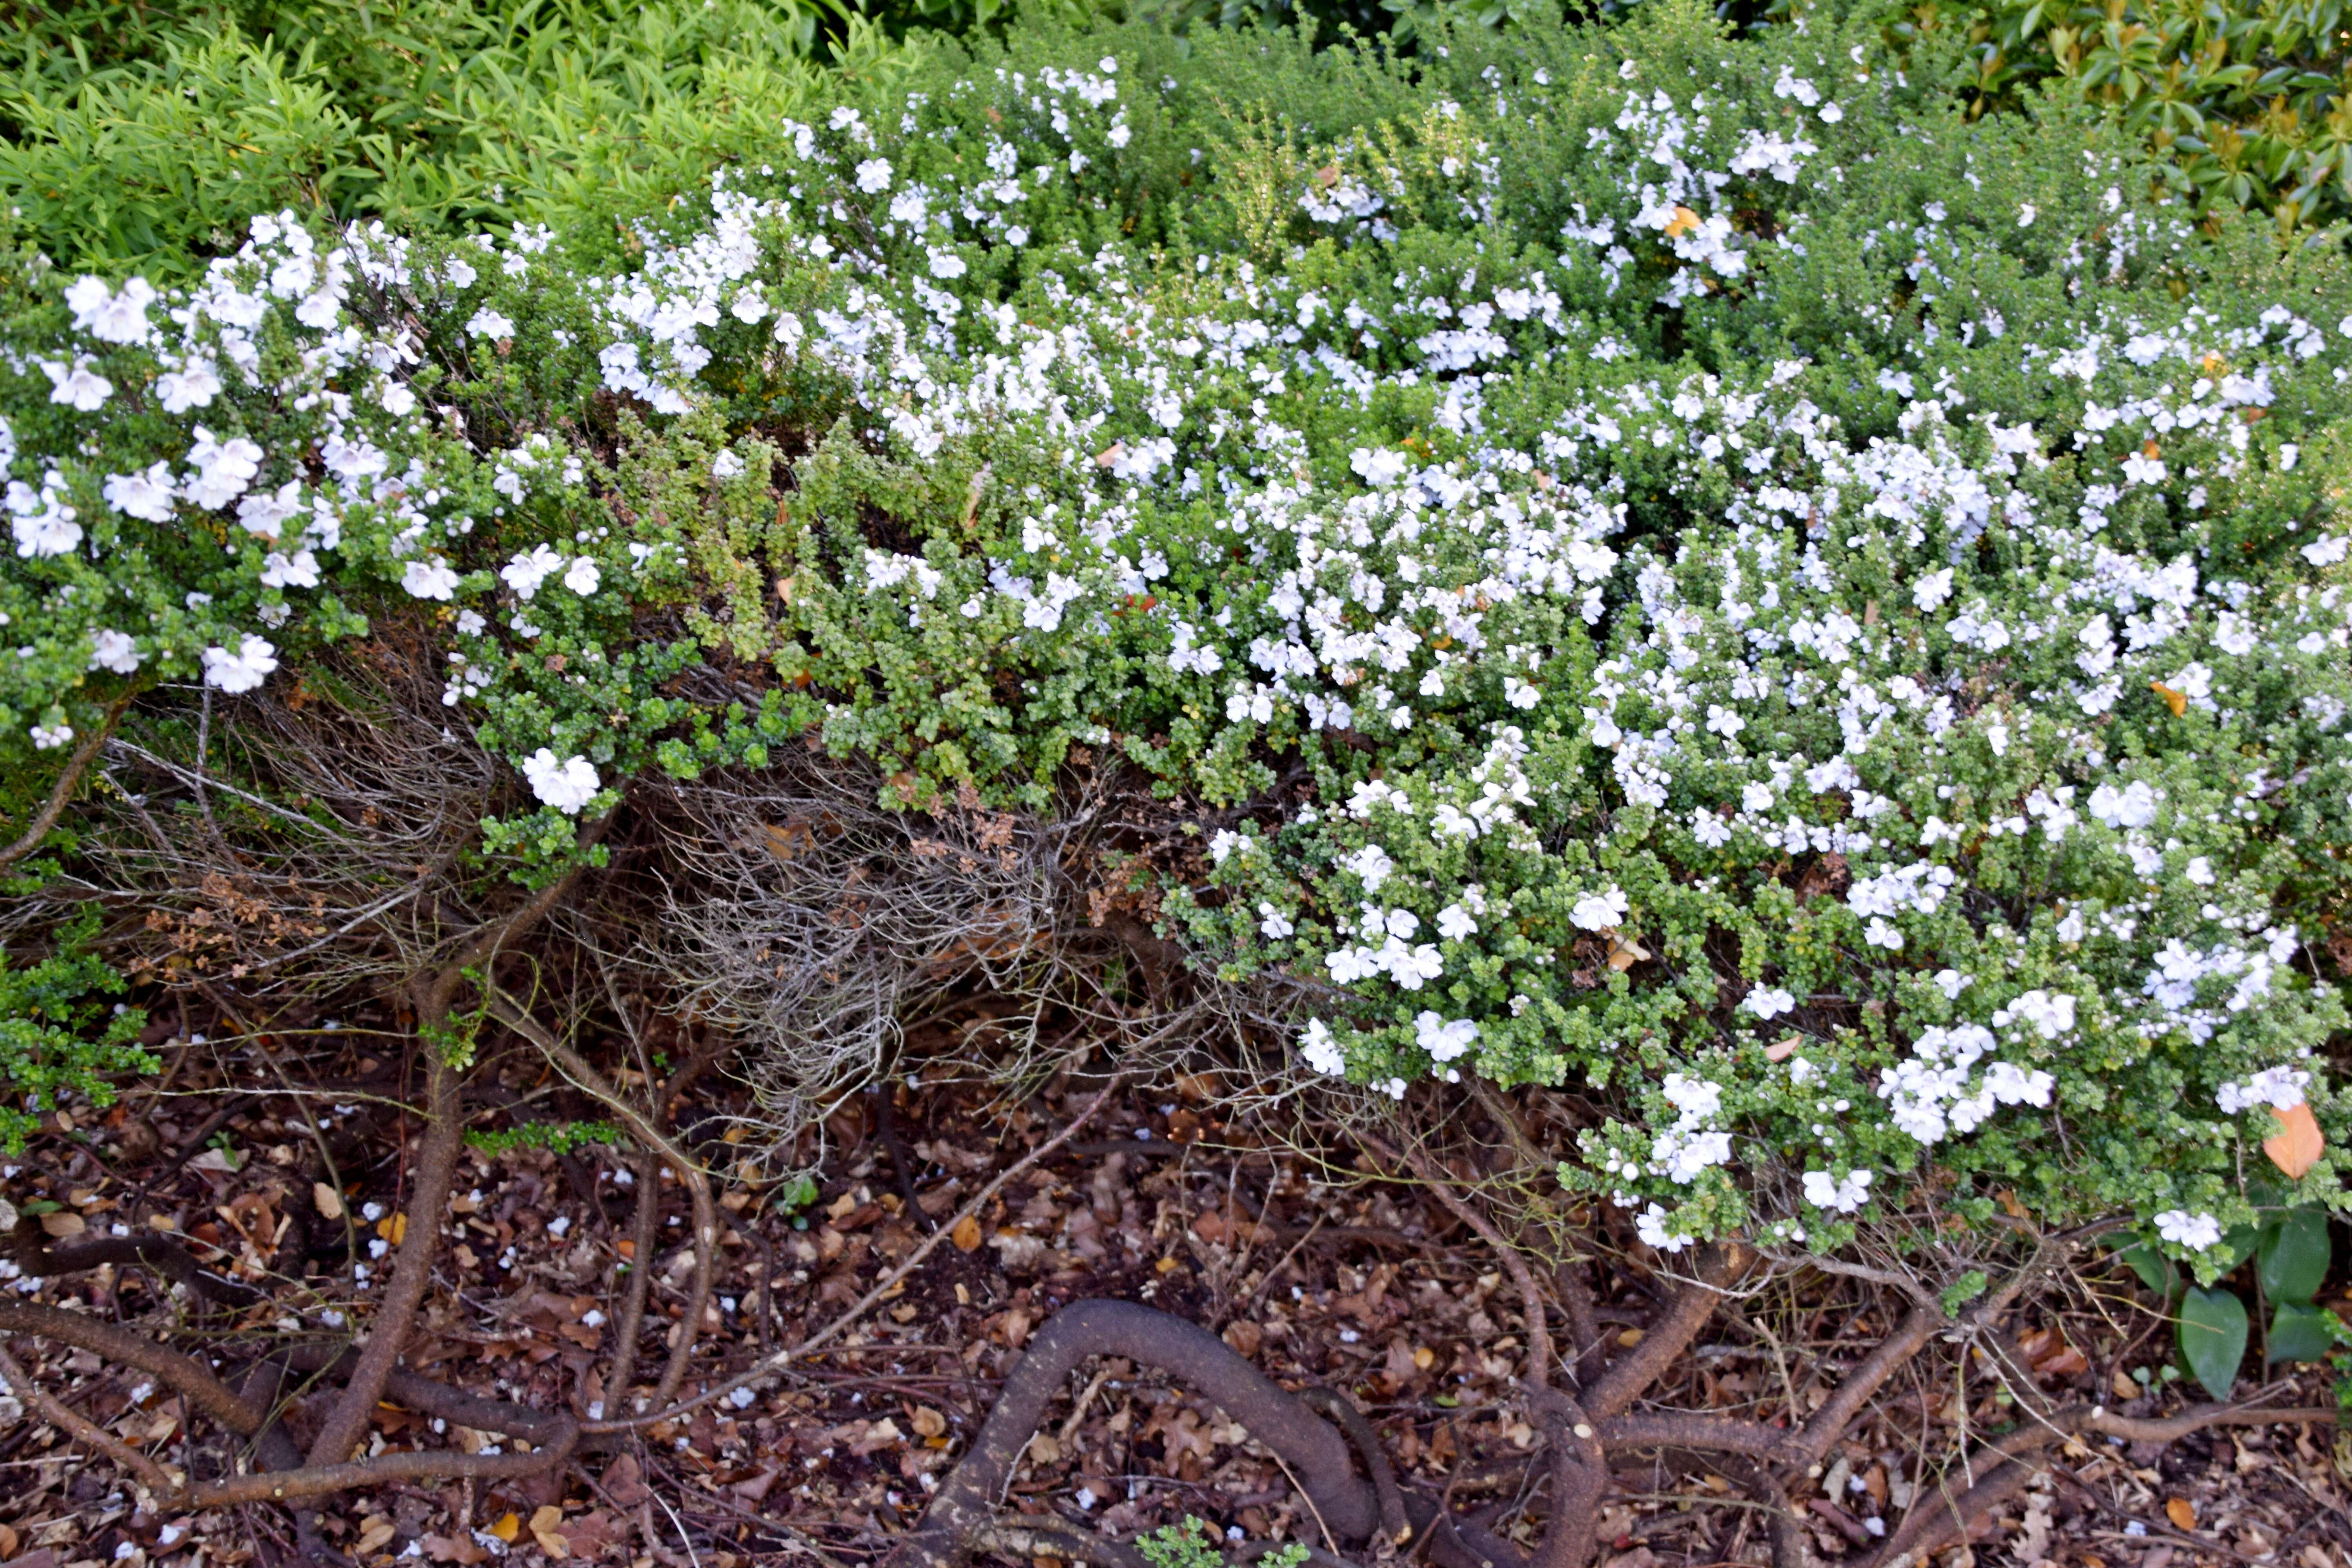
[5,0,2349,1278]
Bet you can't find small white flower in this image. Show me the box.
[2153,1209,2222,1252]
[712,450,747,480]
[501,544,564,600]
[403,558,460,601]
[1570,885,1629,931]
[88,630,141,674]
[41,357,112,410]
[65,275,157,344]
[102,463,178,523]
[30,723,74,751]
[156,358,223,412]
[1802,1168,1873,1214]
[856,158,895,193]
[466,308,517,339]
[927,247,968,279]
[563,556,601,596]
[202,634,279,694]
[1635,1202,1690,1253]
[521,748,601,814]
[1300,1018,1345,1075]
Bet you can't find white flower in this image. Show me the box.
[1505,677,1542,710]
[2153,1210,2222,1252]
[41,357,113,410]
[2299,534,2348,567]
[102,463,178,522]
[235,479,305,539]
[2017,202,2037,227]
[1257,901,1294,939]
[1301,1018,1345,1075]
[2088,780,2159,829]
[466,308,517,339]
[1634,1203,1691,1254]
[403,558,461,601]
[30,723,74,751]
[1350,448,1409,487]
[927,248,968,279]
[156,358,223,413]
[9,483,82,558]
[856,158,894,193]
[1913,567,1954,612]
[1436,904,1477,941]
[65,275,157,344]
[1414,1011,1479,1063]
[1344,843,1395,893]
[712,450,746,480]
[1802,1168,1873,1213]
[521,748,601,814]
[1743,987,1796,1020]
[202,635,279,693]
[563,556,602,596]
[1570,884,1630,931]
[183,427,264,509]
[88,630,141,674]
[501,544,565,600]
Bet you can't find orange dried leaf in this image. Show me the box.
[2164,1497,2196,1531]
[488,1514,521,1544]
[2150,681,2187,717]
[2263,1101,2324,1179]
[950,1213,984,1252]
[1764,1037,1802,1063]
[1663,205,1700,237]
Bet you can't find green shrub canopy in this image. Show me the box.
[5,3,2348,1270]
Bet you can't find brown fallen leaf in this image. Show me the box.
[2165,1497,2197,1531]
[2264,1102,2324,1179]
[602,1453,650,1508]
[950,1213,984,1252]
[1764,1036,1802,1062]
[487,1514,521,1545]
[911,1405,947,1439]
[314,1182,344,1220]
[355,1517,398,1556]
[424,1537,489,1566]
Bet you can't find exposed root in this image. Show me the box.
[887,1299,1381,1568]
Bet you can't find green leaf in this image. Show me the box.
[2220,1223,2264,1272]
[2178,1286,2250,1402]
[2120,1241,2178,1296]
[2258,1207,2332,1305]
[2267,1301,2339,1364]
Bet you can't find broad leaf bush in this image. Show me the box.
[1884,0,2352,232]
[5,1,2349,1276]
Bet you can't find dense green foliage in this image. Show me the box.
[0,916,152,1154]
[0,0,910,277]
[6,1,2348,1287]
[1898,0,2352,231]
[9,0,2352,287]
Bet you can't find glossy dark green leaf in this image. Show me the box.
[2179,1287,2250,1402]
[2257,1207,2332,1305]
[2267,1301,2339,1363]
